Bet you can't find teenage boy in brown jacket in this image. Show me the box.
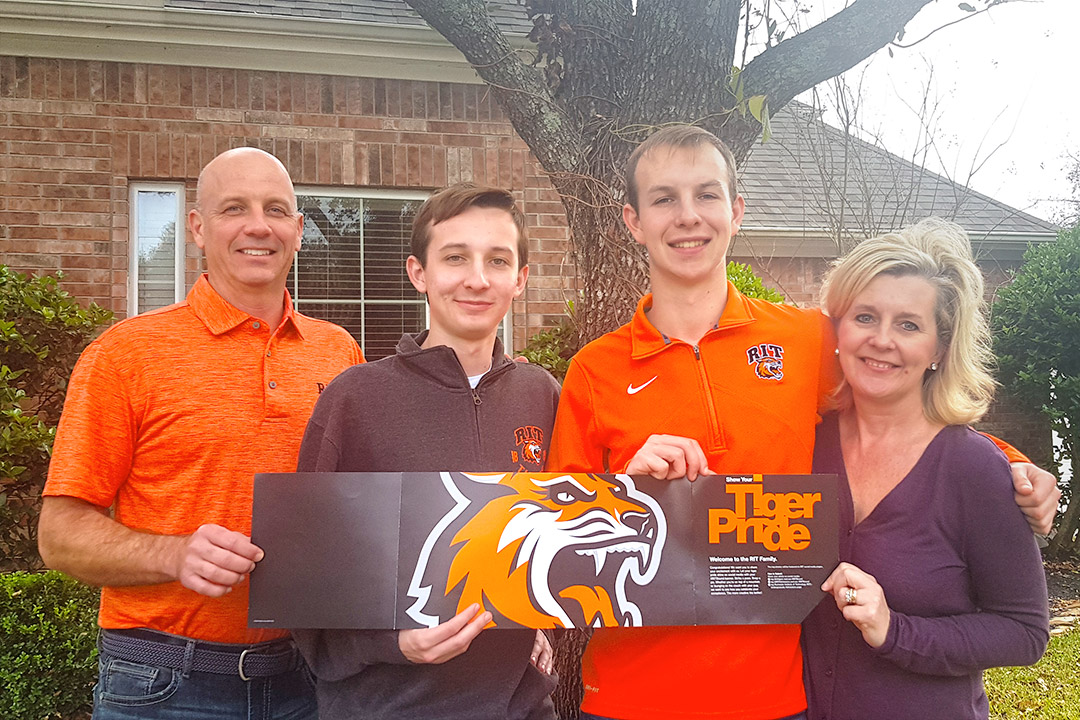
[293,183,559,720]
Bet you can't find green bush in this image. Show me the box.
[0,369,55,571]
[726,260,787,303]
[992,228,1080,558]
[520,318,577,382]
[0,571,99,720]
[1,267,112,571]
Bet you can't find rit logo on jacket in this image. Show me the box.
[512,425,546,467]
[746,343,785,381]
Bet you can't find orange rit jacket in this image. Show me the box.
[549,284,837,720]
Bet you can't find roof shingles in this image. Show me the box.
[740,103,1055,237]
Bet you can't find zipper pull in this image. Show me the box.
[693,345,701,360]
[472,389,482,406]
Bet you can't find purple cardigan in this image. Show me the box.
[802,414,1049,720]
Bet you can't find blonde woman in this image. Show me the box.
[802,218,1049,720]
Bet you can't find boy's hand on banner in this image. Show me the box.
[398,603,491,664]
[1010,462,1060,535]
[625,434,715,481]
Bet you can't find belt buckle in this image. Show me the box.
[238,648,253,682]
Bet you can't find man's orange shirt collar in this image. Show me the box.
[188,274,304,339]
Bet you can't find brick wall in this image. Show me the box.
[976,389,1055,471]
[0,56,574,349]
[732,255,826,306]
[735,255,1021,309]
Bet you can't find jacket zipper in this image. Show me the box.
[693,344,722,447]
[471,387,483,457]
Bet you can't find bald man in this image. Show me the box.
[39,147,363,720]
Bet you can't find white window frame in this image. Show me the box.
[292,187,514,355]
[128,182,185,316]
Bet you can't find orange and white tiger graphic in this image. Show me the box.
[405,472,667,629]
[521,441,544,466]
[755,357,783,380]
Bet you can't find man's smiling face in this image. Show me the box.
[189,148,303,304]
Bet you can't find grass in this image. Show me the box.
[986,626,1080,719]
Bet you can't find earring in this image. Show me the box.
[834,348,840,356]
[930,362,938,371]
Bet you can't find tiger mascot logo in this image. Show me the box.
[521,441,544,465]
[746,343,785,381]
[406,472,667,629]
[754,357,784,380]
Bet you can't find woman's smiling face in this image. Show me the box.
[836,273,942,408]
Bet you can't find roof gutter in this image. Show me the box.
[736,226,1057,262]
[0,0,505,83]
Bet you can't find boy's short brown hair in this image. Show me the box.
[410,183,529,267]
[624,125,739,211]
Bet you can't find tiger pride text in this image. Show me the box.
[708,481,822,551]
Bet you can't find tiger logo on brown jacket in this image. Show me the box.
[405,472,667,629]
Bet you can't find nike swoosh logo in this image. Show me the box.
[627,376,658,395]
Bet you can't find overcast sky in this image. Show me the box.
[793,0,1077,223]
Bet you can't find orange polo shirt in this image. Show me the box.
[549,285,838,720]
[45,275,362,644]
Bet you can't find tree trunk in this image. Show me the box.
[1049,489,1080,559]
[551,628,590,720]
[1049,432,1079,559]
[406,0,951,345]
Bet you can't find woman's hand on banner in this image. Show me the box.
[822,562,891,648]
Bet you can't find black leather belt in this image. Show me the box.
[100,628,302,681]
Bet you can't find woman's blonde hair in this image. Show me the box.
[820,217,996,425]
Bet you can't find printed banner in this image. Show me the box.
[249,472,838,630]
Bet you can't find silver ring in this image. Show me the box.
[844,587,857,605]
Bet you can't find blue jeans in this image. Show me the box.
[92,631,317,720]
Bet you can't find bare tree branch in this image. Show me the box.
[548,0,634,121]
[740,0,933,114]
[892,0,1035,49]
